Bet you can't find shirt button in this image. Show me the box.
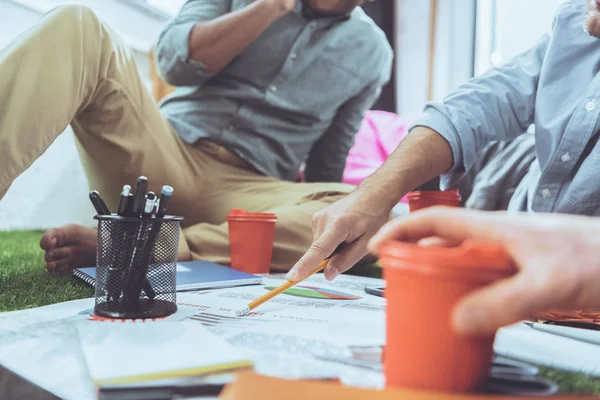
[290,53,297,60]
[561,153,572,163]
[310,21,317,28]
[541,189,551,198]
[585,100,596,112]
[269,85,277,92]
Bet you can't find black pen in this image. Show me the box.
[131,176,148,217]
[156,185,173,218]
[89,190,111,215]
[117,185,132,216]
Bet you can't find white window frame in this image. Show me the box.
[395,0,477,116]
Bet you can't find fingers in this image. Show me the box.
[369,208,507,254]
[286,230,342,281]
[325,238,370,281]
[452,269,563,336]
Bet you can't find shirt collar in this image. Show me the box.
[294,0,352,22]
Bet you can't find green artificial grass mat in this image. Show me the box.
[0,230,93,312]
[1,230,599,394]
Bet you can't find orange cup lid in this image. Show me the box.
[408,189,461,200]
[227,209,277,221]
[380,240,516,281]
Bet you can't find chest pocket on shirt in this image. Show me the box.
[282,37,370,119]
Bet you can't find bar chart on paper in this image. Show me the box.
[262,286,362,300]
[190,312,276,329]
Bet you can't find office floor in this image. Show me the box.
[0,230,599,395]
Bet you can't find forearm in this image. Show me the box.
[189,0,291,73]
[357,126,454,209]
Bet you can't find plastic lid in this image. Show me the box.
[408,189,461,200]
[379,240,516,281]
[227,209,277,221]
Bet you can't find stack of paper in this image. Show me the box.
[76,321,252,385]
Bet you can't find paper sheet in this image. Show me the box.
[0,273,386,399]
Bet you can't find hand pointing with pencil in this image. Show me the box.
[237,243,349,316]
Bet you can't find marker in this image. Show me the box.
[143,192,157,218]
[89,191,111,215]
[156,185,173,218]
[524,321,600,346]
[117,185,132,216]
[131,176,148,217]
[125,193,135,216]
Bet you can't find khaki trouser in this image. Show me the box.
[0,5,354,271]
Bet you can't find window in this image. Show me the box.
[475,0,566,74]
[129,0,187,17]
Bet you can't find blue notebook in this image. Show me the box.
[72,260,263,292]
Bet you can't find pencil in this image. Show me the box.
[236,258,330,317]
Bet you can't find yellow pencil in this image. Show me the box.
[236,258,330,317]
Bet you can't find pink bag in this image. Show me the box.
[343,111,414,202]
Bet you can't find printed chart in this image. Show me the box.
[263,285,362,300]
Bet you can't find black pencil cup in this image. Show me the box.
[93,215,183,319]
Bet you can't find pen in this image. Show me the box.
[156,185,173,218]
[117,185,132,216]
[524,321,600,346]
[142,192,156,218]
[89,190,111,215]
[236,243,349,316]
[131,176,148,217]
[129,192,160,303]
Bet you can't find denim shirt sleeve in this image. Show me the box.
[155,0,231,87]
[304,48,393,183]
[411,33,550,189]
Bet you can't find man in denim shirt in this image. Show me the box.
[289,0,600,281]
[0,0,391,272]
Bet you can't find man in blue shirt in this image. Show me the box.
[288,0,600,281]
[0,0,391,272]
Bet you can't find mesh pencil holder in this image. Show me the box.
[93,214,183,319]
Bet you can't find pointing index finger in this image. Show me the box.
[286,231,342,281]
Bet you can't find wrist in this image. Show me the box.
[354,181,404,214]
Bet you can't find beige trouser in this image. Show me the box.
[0,5,354,271]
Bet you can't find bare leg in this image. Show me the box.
[1,5,200,272]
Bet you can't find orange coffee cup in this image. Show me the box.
[227,209,277,274]
[407,189,461,212]
[379,240,516,393]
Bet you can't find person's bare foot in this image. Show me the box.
[40,224,98,274]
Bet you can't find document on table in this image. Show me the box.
[0,274,386,399]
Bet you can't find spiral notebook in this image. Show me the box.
[72,260,262,291]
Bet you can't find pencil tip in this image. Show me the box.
[236,307,251,317]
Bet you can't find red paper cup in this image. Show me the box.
[227,209,277,274]
[380,240,516,393]
[407,189,461,212]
